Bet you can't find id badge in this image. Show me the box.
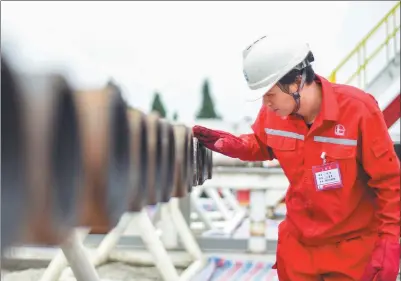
[312,161,343,191]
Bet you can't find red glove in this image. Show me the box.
[360,237,400,281]
[192,125,249,159]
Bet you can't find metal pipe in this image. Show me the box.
[144,113,162,205]
[169,198,202,260]
[190,189,214,230]
[1,56,26,252]
[135,210,180,281]
[89,213,133,267]
[172,124,189,198]
[60,230,100,281]
[186,130,195,193]
[206,149,213,179]
[193,140,212,186]
[39,228,90,281]
[200,144,208,184]
[74,86,131,234]
[160,121,175,203]
[59,214,133,280]
[17,72,83,245]
[127,108,148,212]
[248,190,267,253]
[159,203,179,249]
[192,138,201,186]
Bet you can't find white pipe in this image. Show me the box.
[60,230,100,281]
[190,190,214,230]
[39,249,69,281]
[189,258,216,281]
[248,190,267,253]
[90,212,133,266]
[159,203,179,249]
[60,213,134,279]
[150,204,162,225]
[135,209,180,281]
[221,189,242,212]
[178,259,206,281]
[190,221,227,232]
[191,211,224,221]
[204,187,231,220]
[39,229,90,281]
[222,209,247,235]
[169,198,202,260]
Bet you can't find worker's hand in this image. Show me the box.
[359,236,400,281]
[192,125,247,158]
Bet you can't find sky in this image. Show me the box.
[1,1,399,123]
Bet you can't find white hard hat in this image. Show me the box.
[242,35,312,102]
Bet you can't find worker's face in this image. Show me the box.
[262,84,297,117]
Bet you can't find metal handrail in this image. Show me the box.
[329,2,400,89]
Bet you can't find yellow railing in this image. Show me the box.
[329,2,400,89]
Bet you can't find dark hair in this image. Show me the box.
[279,65,315,86]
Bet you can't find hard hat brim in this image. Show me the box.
[243,80,277,103]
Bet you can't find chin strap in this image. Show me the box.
[277,70,307,116]
[290,70,307,115]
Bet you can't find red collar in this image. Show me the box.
[315,74,339,122]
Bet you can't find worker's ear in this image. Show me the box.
[289,75,303,93]
[277,74,303,94]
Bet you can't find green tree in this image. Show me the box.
[150,91,167,118]
[196,79,221,119]
[172,111,179,121]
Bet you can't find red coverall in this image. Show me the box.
[194,75,400,280]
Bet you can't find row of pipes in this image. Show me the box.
[1,55,213,254]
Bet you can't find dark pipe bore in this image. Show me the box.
[51,80,82,229]
[1,56,25,252]
[187,133,194,192]
[107,95,131,226]
[154,121,163,204]
[127,110,148,212]
[161,124,175,202]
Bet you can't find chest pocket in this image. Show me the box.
[324,145,358,187]
[308,144,361,221]
[266,135,299,177]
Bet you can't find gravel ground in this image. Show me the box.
[1,262,185,281]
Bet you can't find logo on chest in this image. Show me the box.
[334,124,346,136]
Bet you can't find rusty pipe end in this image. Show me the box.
[1,55,26,251]
[74,86,131,234]
[11,72,84,245]
[207,149,213,179]
[145,113,163,206]
[50,76,83,233]
[171,124,188,198]
[186,128,195,192]
[160,122,175,202]
[192,137,200,188]
[105,87,131,228]
[201,144,209,184]
[127,108,148,212]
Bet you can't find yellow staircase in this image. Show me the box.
[328,2,400,90]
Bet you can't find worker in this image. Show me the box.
[193,35,400,281]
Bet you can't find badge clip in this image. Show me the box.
[320,152,326,164]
